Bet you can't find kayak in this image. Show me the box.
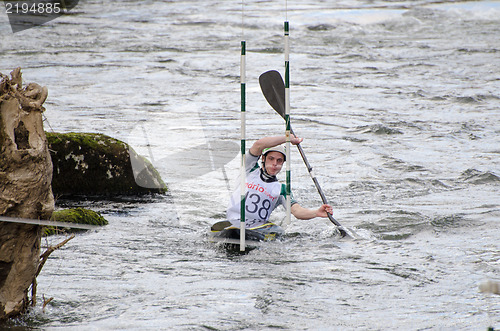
[209,221,284,252]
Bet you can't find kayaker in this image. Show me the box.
[225,135,334,229]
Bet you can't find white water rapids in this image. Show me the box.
[1,0,499,329]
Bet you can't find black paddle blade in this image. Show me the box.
[259,70,286,119]
[338,227,349,238]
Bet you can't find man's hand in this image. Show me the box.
[315,204,333,218]
[290,134,303,145]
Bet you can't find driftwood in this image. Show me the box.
[0,68,54,320]
[30,234,74,307]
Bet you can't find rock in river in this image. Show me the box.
[46,132,167,197]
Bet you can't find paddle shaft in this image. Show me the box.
[289,127,345,229]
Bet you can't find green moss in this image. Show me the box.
[46,132,128,156]
[44,208,108,236]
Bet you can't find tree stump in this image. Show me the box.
[0,68,54,320]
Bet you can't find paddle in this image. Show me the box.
[259,70,353,238]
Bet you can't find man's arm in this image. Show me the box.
[249,135,303,156]
[291,203,333,220]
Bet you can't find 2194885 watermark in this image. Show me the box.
[3,0,79,32]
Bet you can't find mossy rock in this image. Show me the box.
[46,132,167,197]
[44,208,108,236]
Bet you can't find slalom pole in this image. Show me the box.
[240,14,246,251]
[284,20,291,225]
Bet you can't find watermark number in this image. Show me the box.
[5,2,62,15]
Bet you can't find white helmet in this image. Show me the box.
[262,145,286,161]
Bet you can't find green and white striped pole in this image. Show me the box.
[240,39,246,251]
[284,21,291,225]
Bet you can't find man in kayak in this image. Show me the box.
[224,135,334,230]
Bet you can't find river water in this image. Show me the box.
[1,0,499,330]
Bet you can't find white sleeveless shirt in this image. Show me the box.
[226,153,296,228]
